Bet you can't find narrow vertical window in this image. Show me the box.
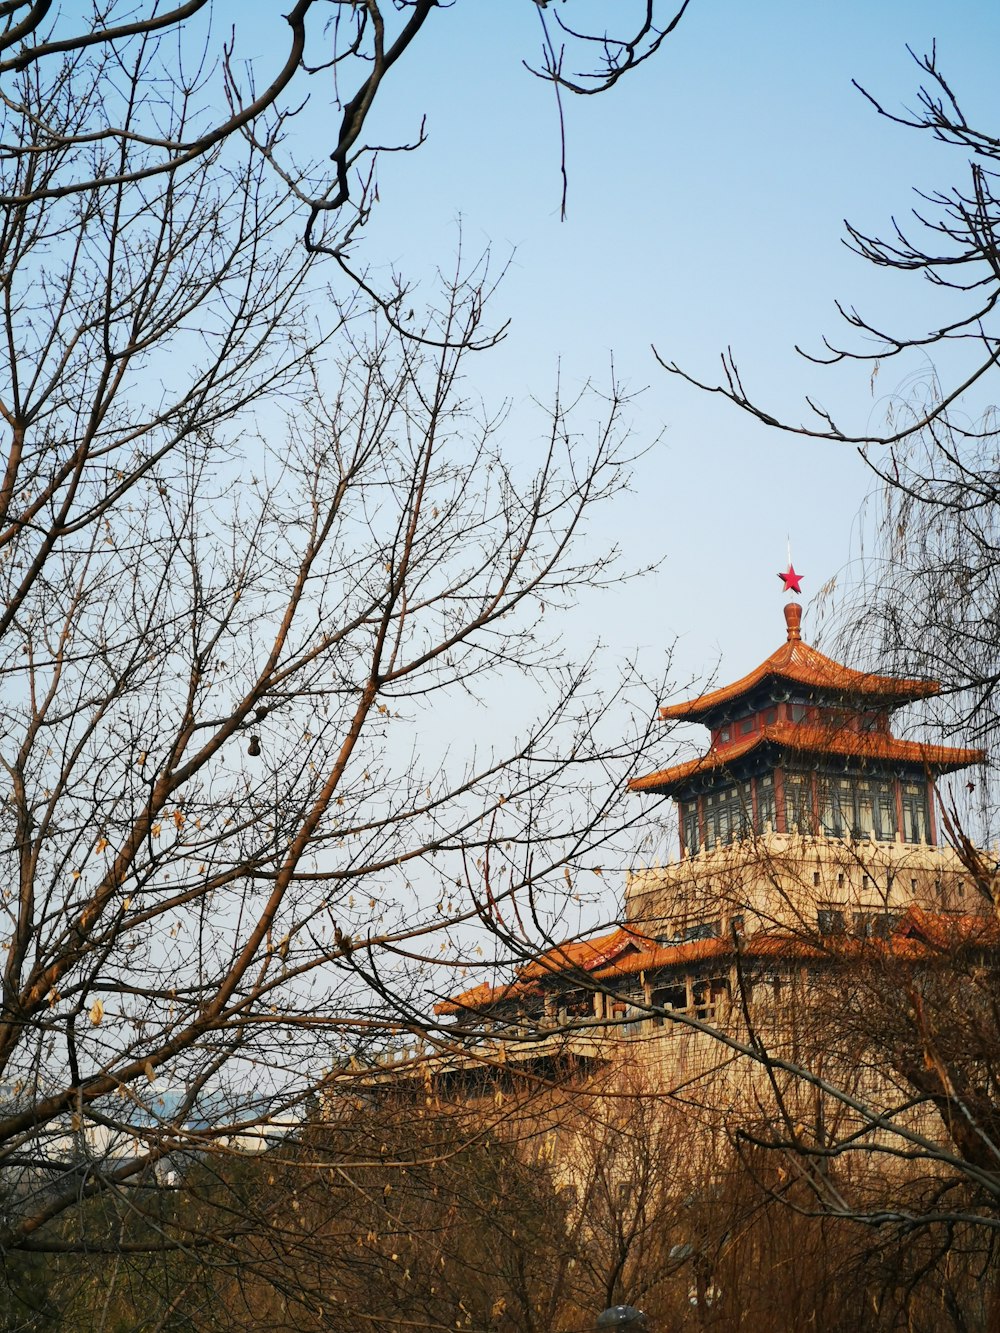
[681,798,700,856]
[703,791,718,851]
[738,780,754,837]
[901,782,930,843]
[873,779,896,840]
[785,772,812,833]
[819,777,846,837]
[855,780,875,838]
[756,773,776,832]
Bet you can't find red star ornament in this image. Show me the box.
[778,563,803,595]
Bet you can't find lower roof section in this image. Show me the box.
[433,908,997,1018]
[629,721,984,796]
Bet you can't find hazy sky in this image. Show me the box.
[303,0,998,699]
[219,1,1000,871]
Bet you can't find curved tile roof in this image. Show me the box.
[629,721,984,795]
[659,605,938,722]
[434,911,999,1016]
[433,927,649,1016]
[515,926,644,980]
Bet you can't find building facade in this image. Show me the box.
[431,602,993,1104]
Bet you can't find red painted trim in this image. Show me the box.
[928,781,938,846]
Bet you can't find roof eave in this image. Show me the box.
[659,673,940,724]
[629,732,985,796]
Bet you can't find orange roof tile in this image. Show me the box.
[433,977,536,1017]
[434,911,997,1015]
[515,927,646,980]
[895,905,1000,950]
[629,720,984,795]
[433,929,651,1015]
[659,630,938,723]
[589,931,830,977]
[593,935,735,975]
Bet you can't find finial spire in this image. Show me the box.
[784,601,803,642]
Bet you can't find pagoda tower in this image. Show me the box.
[625,599,985,940]
[432,587,993,1074]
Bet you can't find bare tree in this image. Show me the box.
[0,32,675,1267]
[659,46,1000,449]
[645,48,1000,1234]
[43,1071,690,1333]
[657,47,1000,759]
[0,0,694,319]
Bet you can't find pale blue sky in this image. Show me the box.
[223,0,1000,815]
[305,0,998,698]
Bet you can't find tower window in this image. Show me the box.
[784,771,813,833]
[817,907,846,936]
[680,798,700,856]
[690,776,783,851]
[684,919,720,942]
[855,912,898,939]
[756,773,776,832]
[702,782,753,850]
[901,782,930,844]
[819,776,896,841]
